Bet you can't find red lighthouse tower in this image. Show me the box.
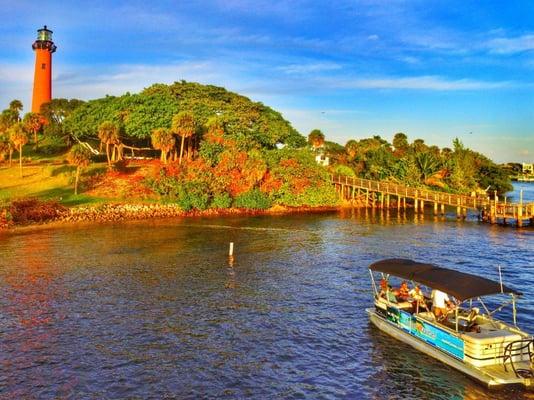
[31,26,57,113]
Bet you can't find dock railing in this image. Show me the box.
[330,174,534,227]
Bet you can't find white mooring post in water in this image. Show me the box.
[228,242,235,267]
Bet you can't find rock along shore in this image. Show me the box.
[1,202,342,232]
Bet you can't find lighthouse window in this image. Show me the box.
[42,63,46,69]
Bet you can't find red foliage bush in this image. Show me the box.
[9,198,67,224]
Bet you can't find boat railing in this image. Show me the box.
[503,338,534,378]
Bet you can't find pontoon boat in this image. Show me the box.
[367,258,533,389]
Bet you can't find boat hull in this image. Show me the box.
[367,308,532,389]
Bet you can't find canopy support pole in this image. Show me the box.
[512,294,517,327]
[369,269,378,297]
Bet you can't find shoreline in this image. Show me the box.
[0,202,348,234]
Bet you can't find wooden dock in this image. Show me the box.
[331,175,534,227]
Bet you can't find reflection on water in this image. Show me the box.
[0,210,533,399]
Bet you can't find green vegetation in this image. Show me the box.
[327,133,512,195]
[0,80,514,221]
[8,123,29,178]
[64,81,305,148]
[67,144,92,195]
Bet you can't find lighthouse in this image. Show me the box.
[31,26,57,113]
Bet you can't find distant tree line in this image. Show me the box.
[311,131,512,195]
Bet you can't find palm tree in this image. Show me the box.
[151,128,175,164]
[23,112,46,149]
[9,100,23,121]
[97,121,120,166]
[308,129,325,149]
[0,109,18,133]
[8,123,29,177]
[171,112,196,164]
[415,152,441,181]
[67,144,92,195]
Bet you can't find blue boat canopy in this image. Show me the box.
[369,258,521,301]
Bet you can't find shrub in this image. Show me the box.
[332,164,355,177]
[147,177,210,211]
[177,187,210,211]
[9,198,66,224]
[39,134,68,155]
[233,188,272,210]
[199,141,224,167]
[211,192,232,209]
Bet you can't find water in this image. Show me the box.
[0,210,533,399]
[507,182,534,203]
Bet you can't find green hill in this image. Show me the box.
[64,81,305,148]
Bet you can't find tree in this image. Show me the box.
[151,128,175,164]
[171,111,196,164]
[63,81,305,148]
[9,100,23,120]
[67,144,92,195]
[412,138,427,153]
[415,152,441,181]
[97,121,120,166]
[345,139,359,159]
[0,109,18,133]
[40,98,85,125]
[392,132,409,154]
[0,110,17,166]
[23,112,46,148]
[308,129,325,148]
[0,139,10,163]
[8,123,29,177]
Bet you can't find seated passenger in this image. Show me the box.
[386,288,398,303]
[409,284,427,311]
[431,289,455,320]
[395,281,410,301]
[378,278,389,299]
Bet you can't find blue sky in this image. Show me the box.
[1,0,533,162]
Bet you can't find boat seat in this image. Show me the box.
[417,311,436,322]
[375,296,413,310]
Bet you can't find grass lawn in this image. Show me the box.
[0,160,110,207]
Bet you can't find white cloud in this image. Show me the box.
[399,56,419,64]
[0,61,234,108]
[0,63,34,84]
[277,62,342,74]
[367,34,379,41]
[321,75,512,91]
[487,34,534,54]
[52,62,226,100]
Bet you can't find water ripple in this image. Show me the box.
[0,210,533,399]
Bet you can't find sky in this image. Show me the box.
[1,0,533,163]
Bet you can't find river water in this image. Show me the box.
[0,190,533,399]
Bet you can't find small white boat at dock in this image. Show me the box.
[367,258,534,390]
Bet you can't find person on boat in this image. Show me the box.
[396,281,410,301]
[431,289,454,320]
[379,278,388,298]
[378,279,398,303]
[380,278,387,291]
[409,284,427,311]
